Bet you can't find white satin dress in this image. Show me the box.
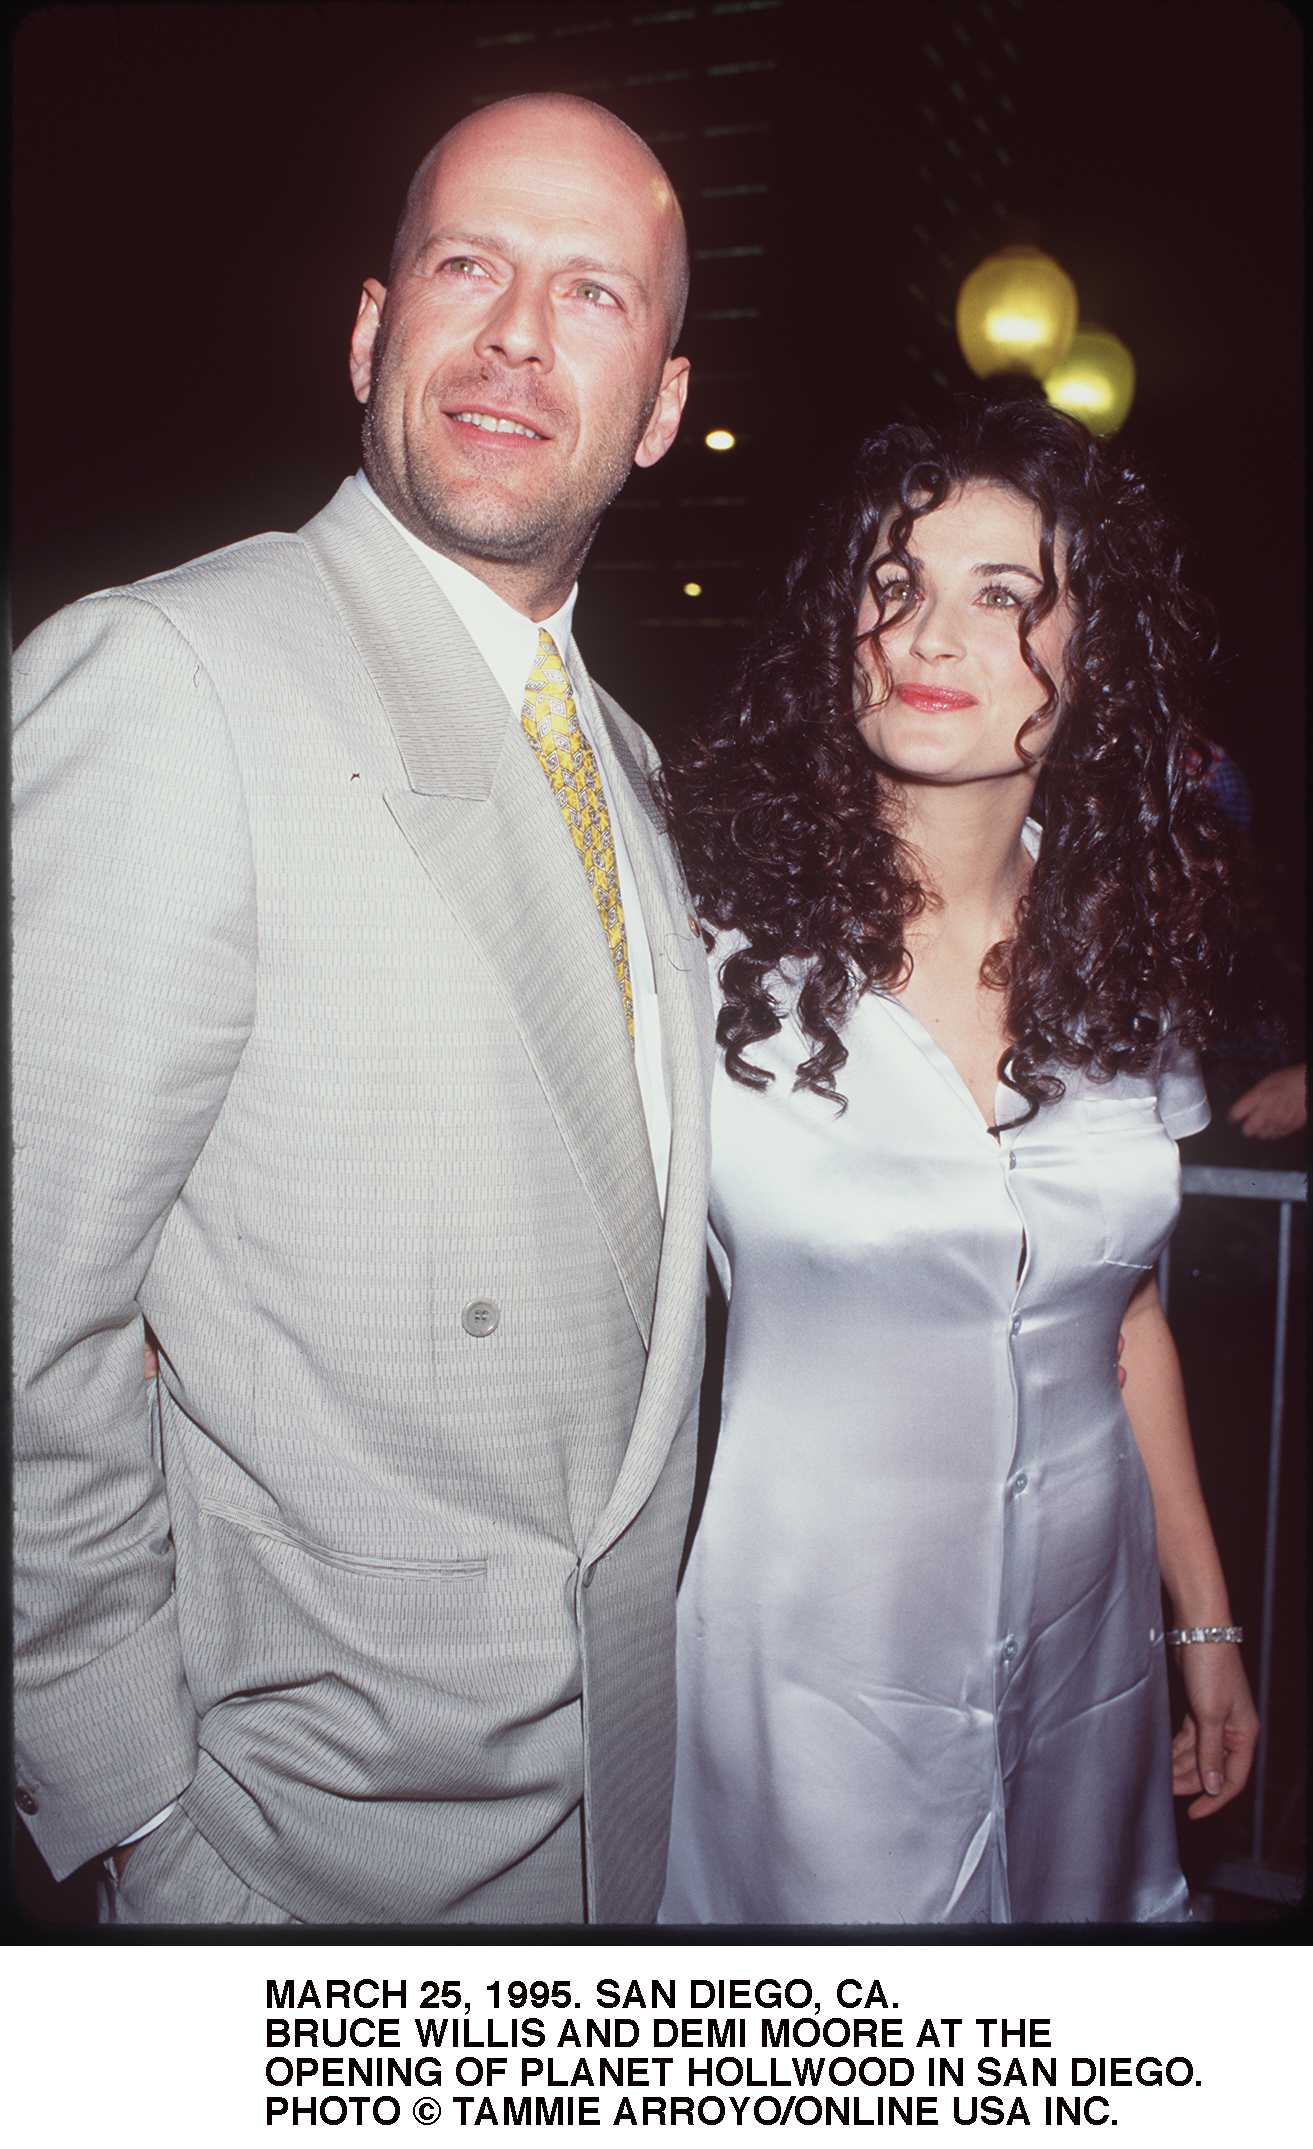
[662,858,1208,1926]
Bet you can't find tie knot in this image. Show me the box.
[523,629,576,739]
[532,627,568,687]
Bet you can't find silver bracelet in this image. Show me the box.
[1165,1624,1243,1645]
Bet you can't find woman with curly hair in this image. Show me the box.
[659,395,1258,1924]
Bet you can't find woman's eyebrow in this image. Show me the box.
[973,560,1043,581]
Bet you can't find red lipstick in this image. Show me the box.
[893,683,979,712]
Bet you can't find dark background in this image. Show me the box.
[11,0,1305,1925]
[13,0,1304,885]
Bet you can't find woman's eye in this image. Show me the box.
[979,584,1023,608]
[876,578,915,605]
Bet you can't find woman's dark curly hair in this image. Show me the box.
[660,393,1241,1121]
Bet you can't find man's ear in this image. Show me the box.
[349,279,388,405]
[634,357,690,470]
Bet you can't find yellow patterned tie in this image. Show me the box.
[520,629,634,1040]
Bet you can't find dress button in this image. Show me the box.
[1000,1636,1018,1663]
[16,1787,38,1815]
[1010,1315,1022,1337]
[1013,1471,1029,1495]
[461,1299,499,1338]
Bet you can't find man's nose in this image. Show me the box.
[473,276,555,371]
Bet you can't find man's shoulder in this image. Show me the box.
[101,520,323,629]
[14,533,309,671]
[21,484,367,659]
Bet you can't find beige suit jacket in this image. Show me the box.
[12,479,713,1923]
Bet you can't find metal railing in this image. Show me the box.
[1157,1164,1307,1906]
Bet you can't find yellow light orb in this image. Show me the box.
[1043,324,1136,436]
[704,427,736,452]
[682,581,703,598]
[955,246,1079,381]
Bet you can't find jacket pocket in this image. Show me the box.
[178,1501,496,1798]
[198,1499,487,1576]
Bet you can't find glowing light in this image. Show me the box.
[1043,324,1136,436]
[1051,376,1114,415]
[982,309,1049,350]
[682,581,703,598]
[956,247,1078,380]
[704,428,736,452]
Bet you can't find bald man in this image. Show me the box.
[14,96,713,1926]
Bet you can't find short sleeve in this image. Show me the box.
[1156,1031,1211,1139]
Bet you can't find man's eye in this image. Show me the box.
[576,281,619,308]
[442,257,488,280]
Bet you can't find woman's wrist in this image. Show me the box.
[1165,1592,1234,1624]
[1161,1557,1232,1631]
[1165,1600,1235,1633]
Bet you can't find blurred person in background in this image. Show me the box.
[1229,1061,1305,1140]
[1186,736,1305,1158]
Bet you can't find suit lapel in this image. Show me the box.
[301,482,663,1344]
[574,665,715,1556]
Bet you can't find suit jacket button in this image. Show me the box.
[461,1299,499,1338]
[581,1562,596,1590]
[16,1787,38,1815]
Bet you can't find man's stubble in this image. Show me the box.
[364,369,659,576]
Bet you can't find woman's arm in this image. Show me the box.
[1119,1272,1260,1820]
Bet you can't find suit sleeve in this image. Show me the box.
[12,591,257,1878]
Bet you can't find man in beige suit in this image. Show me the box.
[13,94,712,1924]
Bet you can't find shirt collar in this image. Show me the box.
[353,470,579,717]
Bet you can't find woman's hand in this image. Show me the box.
[1171,1645,1260,1819]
